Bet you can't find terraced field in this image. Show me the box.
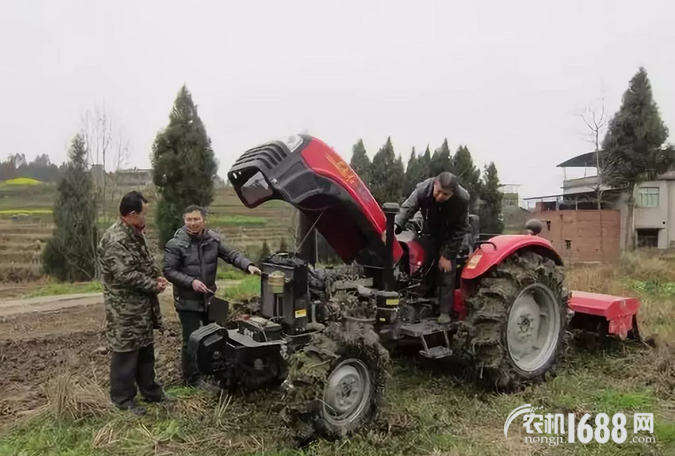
[0,181,297,283]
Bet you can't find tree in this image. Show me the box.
[600,67,674,250]
[41,134,99,281]
[402,147,419,198]
[25,154,60,182]
[152,85,219,247]
[81,104,131,226]
[260,240,271,260]
[279,238,288,252]
[419,145,432,179]
[0,159,16,181]
[477,162,504,234]
[453,145,481,211]
[349,139,371,187]
[370,137,405,205]
[578,97,608,209]
[430,139,454,176]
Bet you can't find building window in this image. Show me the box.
[638,187,659,208]
[636,229,659,248]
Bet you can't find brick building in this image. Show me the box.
[525,150,675,262]
[529,205,621,263]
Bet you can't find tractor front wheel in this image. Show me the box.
[280,321,389,443]
[464,249,571,389]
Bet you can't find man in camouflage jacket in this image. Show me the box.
[98,191,171,415]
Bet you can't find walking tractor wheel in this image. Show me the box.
[464,249,570,389]
[322,358,372,428]
[280,322,389,443]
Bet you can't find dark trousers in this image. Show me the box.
[110,344,163,407]
[420,236,457,315]
[178,310,211,385]
[438,256,457,315]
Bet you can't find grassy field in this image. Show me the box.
[0,177,43,186]
[1,254,674,455]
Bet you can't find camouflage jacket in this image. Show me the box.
[97,220,163,352]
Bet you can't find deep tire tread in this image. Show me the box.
[464,249,571,390]
[280,321,390,443]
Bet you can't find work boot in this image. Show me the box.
[143,393,177,404]
[438,313,451,324]
[117,402,147,416]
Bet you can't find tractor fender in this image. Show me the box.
[461,235,563,280]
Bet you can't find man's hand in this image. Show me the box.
[438,256,453,273]
[248,265,262,276]
[156,277,168,293]
[381,225,402,243]
[192,279,210,293]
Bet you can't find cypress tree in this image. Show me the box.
[152,85,218,247]
[349,139,371,188]
[601,67,674,249]
[42,134,99,281]
[370,137,405,205]
[477,162,504,234]
[453,145,481,210]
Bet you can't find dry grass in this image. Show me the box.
[36,371,113,422]
[566,251,675,341]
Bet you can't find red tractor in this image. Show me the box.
[189,134,642,442]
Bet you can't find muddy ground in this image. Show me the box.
[0,295,184,429]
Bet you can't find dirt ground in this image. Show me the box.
[0,293,184,429]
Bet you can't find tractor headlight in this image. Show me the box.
[282,135,304,153]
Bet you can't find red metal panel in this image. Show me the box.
[568,291,640,339]
[460,235,562,280]
[568,291,640,320]
[300,139,403,262]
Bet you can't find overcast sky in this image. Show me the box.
[1,0,674,201]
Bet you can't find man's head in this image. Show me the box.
[119,191,148,231]
[432,172,457,203]
[184,205,207,235]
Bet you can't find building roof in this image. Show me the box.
[557,151,598,168]
[117,168,152,175]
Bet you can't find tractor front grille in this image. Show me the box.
[232,142,289,172]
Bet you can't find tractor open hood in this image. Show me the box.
[227,135,403,267]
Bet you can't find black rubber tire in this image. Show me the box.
[235,352,289,393]
[463,249,571,390]
[280,321,389,443]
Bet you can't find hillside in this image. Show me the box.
[0,181,297,283]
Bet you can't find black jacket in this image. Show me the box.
[163,226,253,312]
[395,177,471,258]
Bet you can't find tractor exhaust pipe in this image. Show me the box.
[382,202,400,291]
[295,211,317,266]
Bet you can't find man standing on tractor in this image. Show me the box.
[98,191,173,415]
[163,205,262,390]
[394,172,471,324]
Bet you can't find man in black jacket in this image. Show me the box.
[163,205,261,388]
[394,172,471,324]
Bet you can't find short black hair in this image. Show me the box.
[119,191,148,216]
[184,205,207,217]
[436,172,458,192]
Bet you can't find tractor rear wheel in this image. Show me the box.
[280,321,389,443]
[464,249,570,389]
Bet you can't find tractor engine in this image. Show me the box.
[188,252,376,392]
